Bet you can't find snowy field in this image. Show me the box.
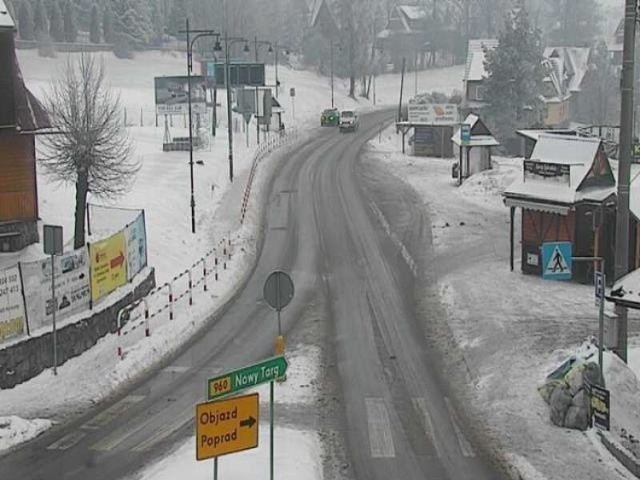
[0,49,463,454]
[366,126,640,480]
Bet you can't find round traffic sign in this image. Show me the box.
[263,271,294,311]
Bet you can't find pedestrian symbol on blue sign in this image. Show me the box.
[542,242,572,280]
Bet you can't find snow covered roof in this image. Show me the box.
[610,267,640,309]
[504,135,615,207]
[542,47,590,101]
[451,114,499,147]
[516,129,578,141]
[398,5,427,21]
[465,39,498,82]
[0,0,15,30]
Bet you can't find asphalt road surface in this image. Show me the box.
[0,111,508,479]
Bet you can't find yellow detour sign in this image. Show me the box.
[196,392,259,460]
[89,231,127,302]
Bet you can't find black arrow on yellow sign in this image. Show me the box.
[240,416,256,429]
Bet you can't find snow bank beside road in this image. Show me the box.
[0,417,51,451]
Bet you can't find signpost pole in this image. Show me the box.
[270,380,274,480]
[214,457,218,480]
[598,260,606,384]
[51,254,57,376]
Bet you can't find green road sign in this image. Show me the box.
[208,356,288,400]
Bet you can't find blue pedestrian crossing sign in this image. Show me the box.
[542,242,572,280]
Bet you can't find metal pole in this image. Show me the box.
[256,86,260,145]
[613,0,637,363]
[414,49,418,96]
[599,265,605,383]
[398,57,406,122]
[331,40,334,109]
[275,47,279,98]
[270,380,275,480]
[214,457,218,480]
[225,32,234,182]
[51,254,57,375]
[186,19,196,234]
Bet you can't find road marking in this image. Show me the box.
[365,398,396,458]
[162,365,190,374]
[444,397,475,457]
[89,421,148,452]
[412,397,443,459]
[132,409,193,452]
[46,431,87,451]
[369,201,418,278]
[81,395,146,431]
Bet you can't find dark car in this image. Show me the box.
[320,108,340,126]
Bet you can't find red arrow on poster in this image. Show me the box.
[110,251,125,269]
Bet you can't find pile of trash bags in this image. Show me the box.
[538,341,603,431]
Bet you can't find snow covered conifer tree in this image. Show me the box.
[18,1,35,41]
[89,4,101,43]
[483,1,545,142]
[63,0,77,43]
[49,0,65,42]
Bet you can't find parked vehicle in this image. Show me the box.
[339,110,359,133]
[320,108,340,126]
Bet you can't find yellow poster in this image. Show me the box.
[90,231,127,302]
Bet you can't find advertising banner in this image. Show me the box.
[155,76,207,115]
[21,248,91,332]
[200,61,266,88]
[125,213,148,281]
[0,266,27,344]
[407,104,459,125]
[90,231,127,302]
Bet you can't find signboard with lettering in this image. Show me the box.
[524,160,571,185]
[407,103,459,125]
[196,393,259,460]
[200,61,266,88]
[589,383,610,431]
[154,76,207,115]
[0,266,27,345]
[208,356,288,401]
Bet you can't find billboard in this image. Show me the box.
[201,61,266,87]
[21,248,91,332]
[125,213,148,281]
[154,76,207,115]
[90,231,128,302]
[407,103,459,125]
[0,266,27,344]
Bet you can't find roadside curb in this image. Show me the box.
[598,430,640,478]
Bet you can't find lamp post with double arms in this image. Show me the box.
[254,37,273,144]
[179,19,219,234]
[215,33,249,183]
[272,42,291,99]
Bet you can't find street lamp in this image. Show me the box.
[179,19,219,234]
[253,37,273,144]
[330,40,342,109]
[218,33,249,183]
[272,42,291,98]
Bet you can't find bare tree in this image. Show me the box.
[40,54,139,249]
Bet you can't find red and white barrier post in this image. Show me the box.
[203,257,208,292]
[116,306,130,359]
[167,282,174,320]
[143,298,150,337]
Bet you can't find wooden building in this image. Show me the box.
[0,0,50,252]
[503,135,617,283]
[451,114,499,180]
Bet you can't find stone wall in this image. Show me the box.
[0,268,156,389]
[0,220,38,252]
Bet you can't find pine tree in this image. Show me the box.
[483,1,545,140]
[63,0,77,43]
[49,0,65,42]
[18,1,36,41]
[544,0,601,47]
[112,0,153,48]
[150,0,165,46]
[103,4,114,44]
[33,0,48,37]
[89,4,101,43]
